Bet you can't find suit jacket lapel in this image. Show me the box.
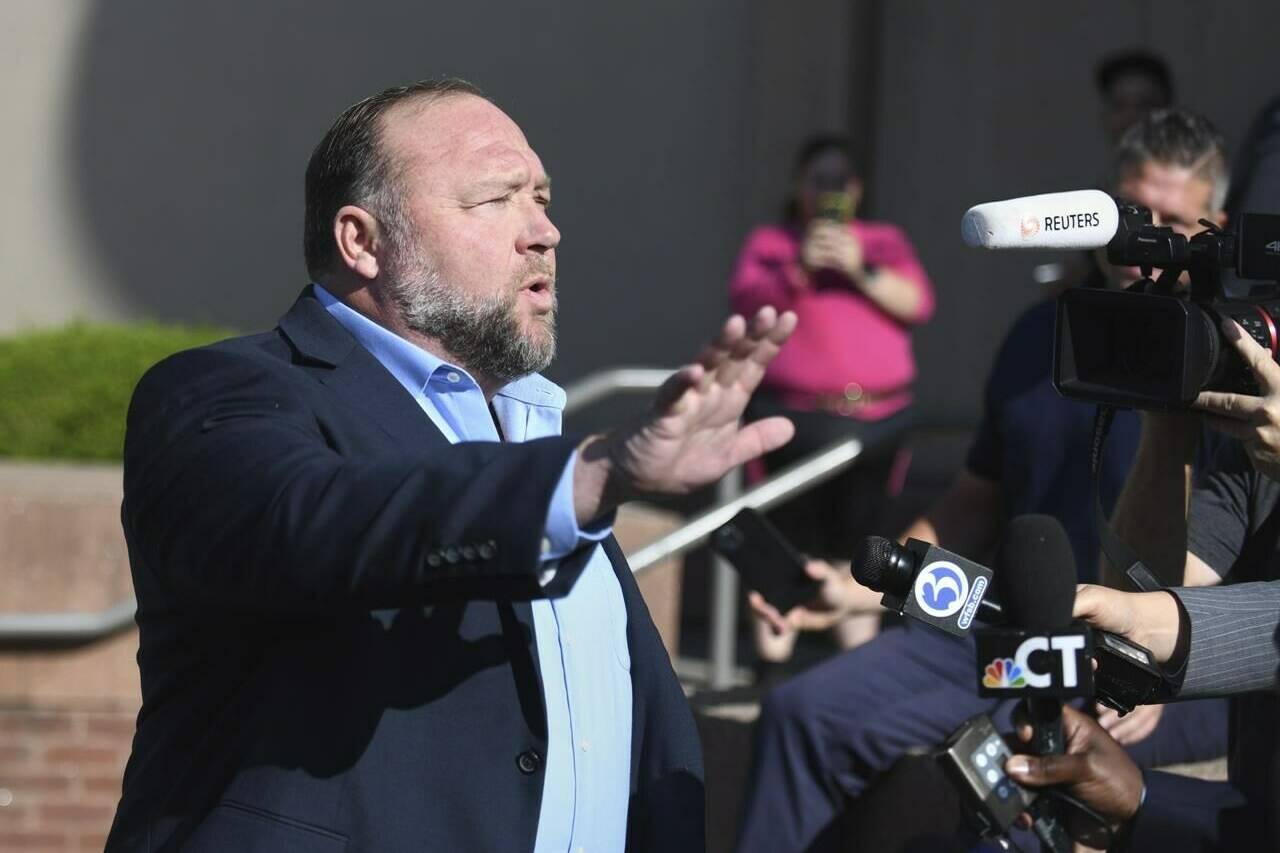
[277,286,451,453]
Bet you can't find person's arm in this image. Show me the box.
[125,349,585,613]
[1004,705,1262,851]
[856,223,935,326]
[1003,704,1144,846]
[748,470,1004,634]
[804,222,933,325]
[899,470,1003,556]
[1102,412,1201,588]
[1074,581,1280,697]
[129,308,796,616]
[852,269,928,325]
[728,227,806,318]
[1173,582,1280,698]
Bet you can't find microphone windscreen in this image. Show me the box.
[851,535,896,591]
[995,515,1077,631]
[961,190,1118,250]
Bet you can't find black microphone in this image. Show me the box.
[995,515,1078,853]
[995,515,1077,755]
[854,532,1163,715]
[852,536,998,637]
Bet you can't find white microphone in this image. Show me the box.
[961,190,1119,250]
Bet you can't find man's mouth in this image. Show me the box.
[520,277,556,312]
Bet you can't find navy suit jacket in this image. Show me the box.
[106,288,705,852]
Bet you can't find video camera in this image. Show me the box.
[961,188,1280,410]
[1055,205,1280,410]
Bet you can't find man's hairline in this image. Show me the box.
[370,90,487,215]
[1115,155,1228,217]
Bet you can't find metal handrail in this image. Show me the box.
[563,367,674,414]
[0,366,903,675]
[0,366,679,647]
[0,598,137,646]
[629,436,863,574]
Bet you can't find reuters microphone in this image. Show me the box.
[961,189,1119,251]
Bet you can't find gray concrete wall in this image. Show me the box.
[1,0,851,393]
[3,0,1278,424]
[866,0,1280,420]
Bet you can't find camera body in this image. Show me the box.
[1053,203,1280,410]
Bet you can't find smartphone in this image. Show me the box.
[816,190,854,222]
[710,508,821,614]
[936,713,1036,837]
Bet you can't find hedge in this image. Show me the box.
[0,323,234,461]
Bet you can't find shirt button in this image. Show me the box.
[516,750,541,775]
[446,371,461,384]
[541,537,552,555]
[580,738,590,752]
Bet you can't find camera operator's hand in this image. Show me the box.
[801,221,865,280]
[1096,701,1163,746]
[1072,584,1182,664]
[1195,318,1280,483]
[748,559,879,634]
[1005,705,1145,838]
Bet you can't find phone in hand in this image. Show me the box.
[710,508,821,615]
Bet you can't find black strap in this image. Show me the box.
[1091,406,1165,593]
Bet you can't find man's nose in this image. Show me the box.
[519,202,560,254]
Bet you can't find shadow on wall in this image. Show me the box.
[66,0,751,369]
[69,0,516,332]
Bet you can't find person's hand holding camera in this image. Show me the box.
[1004,705,1145,841]
[800,221,865,282]
[1194,318,1280,483]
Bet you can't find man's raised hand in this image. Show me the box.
[575,307,797,523]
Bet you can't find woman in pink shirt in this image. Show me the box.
[730,136,934,673]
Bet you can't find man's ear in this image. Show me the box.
[333,205,385,280]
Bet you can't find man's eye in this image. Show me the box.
[537,197,551,208]
[486,195,511,205]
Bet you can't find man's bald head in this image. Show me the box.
[303,78,488,280]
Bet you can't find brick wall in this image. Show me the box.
[0,462,137,852]
[0,462,684,850]
[0,707,137,852]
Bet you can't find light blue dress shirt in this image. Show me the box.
[317,286,633,853]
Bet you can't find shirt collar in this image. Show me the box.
[313,284,566,412]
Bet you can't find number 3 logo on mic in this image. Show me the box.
[913,561,970,618]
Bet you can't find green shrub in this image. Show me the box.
[0,323,234,462]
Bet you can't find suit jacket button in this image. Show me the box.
[516,750,541,775]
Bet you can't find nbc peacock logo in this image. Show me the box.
[982,657,1027,688]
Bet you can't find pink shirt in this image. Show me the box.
[728,220,934,421]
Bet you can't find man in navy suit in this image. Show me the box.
[105,78,797,852]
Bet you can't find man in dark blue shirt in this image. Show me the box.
[736,110,1232,853]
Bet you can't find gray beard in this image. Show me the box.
[384,242,557,386]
